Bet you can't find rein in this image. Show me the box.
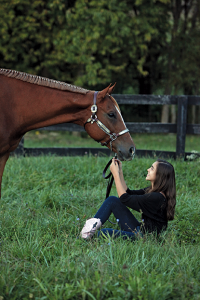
[84,91,129,151]
[102,154,118,225]
[102,156,115,199]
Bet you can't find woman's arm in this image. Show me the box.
[117,159,128,191]
[110,158,127,197]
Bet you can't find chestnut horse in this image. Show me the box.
[0,68,135,197]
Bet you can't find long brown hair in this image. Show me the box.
[146,159,176,220]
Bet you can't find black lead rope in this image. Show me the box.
[102,158,114,198]
[102,155,118,225]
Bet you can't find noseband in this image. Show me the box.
[84,91,129,151]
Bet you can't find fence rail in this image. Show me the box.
[13,94,200,160]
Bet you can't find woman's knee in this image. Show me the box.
[104,196,123,210]
[105,196,121,206]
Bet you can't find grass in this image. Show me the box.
[24,131,200,153]
[0,155,200,299]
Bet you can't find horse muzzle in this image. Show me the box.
[116,145,136,161]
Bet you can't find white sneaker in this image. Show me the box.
[80,218,102,239]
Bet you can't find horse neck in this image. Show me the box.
[15,83,93,133]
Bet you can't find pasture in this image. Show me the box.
[24,131,200,153]
[0,150,200,299]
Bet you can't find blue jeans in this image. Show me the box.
[94,196,142,240]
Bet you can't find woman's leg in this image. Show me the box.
[80,196,140,239]
[98,226,142,240]
[94,196,140,232]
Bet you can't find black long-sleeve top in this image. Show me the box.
[120,188,168,234]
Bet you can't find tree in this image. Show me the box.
[160,0,200,123]
[46,0,170,91]
[1,0,199,106]
[0,0,75,76]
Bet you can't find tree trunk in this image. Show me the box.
[161,85,172,123]
[171,105,176,123]
[170,85,178,123]
[161,105,169,123]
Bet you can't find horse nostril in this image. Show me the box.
[130,146,136,156]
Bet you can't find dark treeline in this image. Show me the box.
[0,0,200,123]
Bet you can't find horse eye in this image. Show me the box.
[108,113,115,118]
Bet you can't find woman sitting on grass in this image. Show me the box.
[80,158,176,240]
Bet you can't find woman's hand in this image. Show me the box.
[110,158,126,197]
[116,159,122,174]
[110,158,121,177]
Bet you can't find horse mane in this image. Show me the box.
[0,68,89,95]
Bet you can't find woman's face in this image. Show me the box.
[146,161,158,185]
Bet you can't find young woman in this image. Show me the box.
[80,158,176,240]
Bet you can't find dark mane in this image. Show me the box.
[0,68,89,94]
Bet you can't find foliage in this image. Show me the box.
[159,0,200,95]
[0,0,73,75]
[0,0,172,92]
[0,155,200,299]
[0,0,200,125]
[51,0,170,90]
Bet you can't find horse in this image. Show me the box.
[0,68,135,197]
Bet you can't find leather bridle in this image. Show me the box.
[84,91,129,151]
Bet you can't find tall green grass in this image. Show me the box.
[0,156,200,299]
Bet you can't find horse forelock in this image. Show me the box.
[0,68,89,95]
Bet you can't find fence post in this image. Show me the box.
[176,96,188,159]
[13,137,25,156]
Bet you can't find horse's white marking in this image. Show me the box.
[115,105,126,127]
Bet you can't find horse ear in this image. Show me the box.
[98,84,112,99]
[108,82,116,95]
[98,82,116,99]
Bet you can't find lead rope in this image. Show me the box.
[102,154,118,225]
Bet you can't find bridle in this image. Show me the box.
[84,91,129,151]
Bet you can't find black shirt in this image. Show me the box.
[120,188,168,234]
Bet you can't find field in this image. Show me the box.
[0,133,200,299]
[24,131,200,153]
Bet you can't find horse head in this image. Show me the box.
[84,84,135,161]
